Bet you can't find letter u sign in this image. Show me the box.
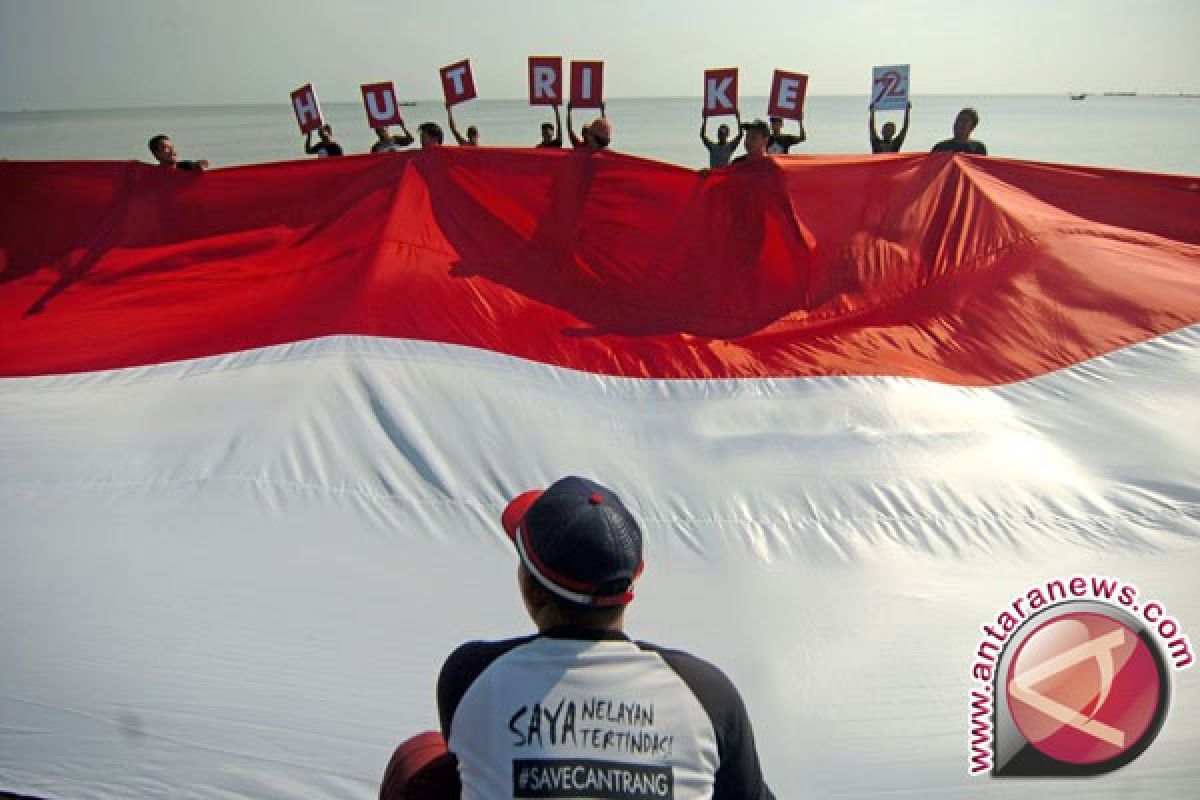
[361,82,405,127]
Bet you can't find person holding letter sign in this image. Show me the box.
[767,116,805,155]
[371,123,414,154]
[446,104,480,147]
[701,112,743,169]
[869,101,910,153]
[537,105,563,148]
[567,103,610,150]
[304,124,343,158]
[766,70,807,154]
[528,56,564,147]
[701,68,741,168]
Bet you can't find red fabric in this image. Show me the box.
[1,150,1197,382]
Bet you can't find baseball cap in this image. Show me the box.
[741,118,770,135]
[502,476,643,608]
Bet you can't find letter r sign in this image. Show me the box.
[767,69,809,121]
[528,56,563,106]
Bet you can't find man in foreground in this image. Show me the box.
[147,134,208,171]
[383,476,776,799]
[932,107,988,155]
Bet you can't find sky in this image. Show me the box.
[1,0,1198,110]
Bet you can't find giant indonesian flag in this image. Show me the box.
[1,150,1199,798]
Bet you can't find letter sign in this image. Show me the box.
[767,69,808,121]
[570,61,604,108]
[361,82,405,127]
[703,68,738,117]
[440,59,477,106]
[290,83,323,134]
[871,64,910,111]
[528,56,563,106]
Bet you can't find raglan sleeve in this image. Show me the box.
[710,677,775,800]
[644,645,775,800]
[436,642,485,738]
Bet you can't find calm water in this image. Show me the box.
[2,94,1198,175]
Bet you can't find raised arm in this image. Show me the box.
[701,115,712,146]
[304,130,318,155]
[567,103,582,147]
[868,103,881,148]
[552,103,562,142]
[446,103,467,146]
[895,101,911,147]
[395,120,415,147]
[731,110,744,148]
[796,112,806,144]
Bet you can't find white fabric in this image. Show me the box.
[1,329,1198,798]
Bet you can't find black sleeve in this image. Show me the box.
[638,644,775,800]
[176,160,202,171]
[329,143,344,156]
[436,636,536,737]
[395,133,415,147]
[931,140,950,153]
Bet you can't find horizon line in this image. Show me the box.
[7,91,1200,114]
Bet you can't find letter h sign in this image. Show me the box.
[290,84,323,133]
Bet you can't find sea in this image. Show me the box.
[2,94,1199,176]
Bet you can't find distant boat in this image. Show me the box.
[399,101,417,107]
[1070,93,1087,101]
[1104,91,1137,97]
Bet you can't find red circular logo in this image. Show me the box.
[1006,611,1161,765]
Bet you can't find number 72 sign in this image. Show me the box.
[872,64,910,110]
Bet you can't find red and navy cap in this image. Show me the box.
[502,476,644,608]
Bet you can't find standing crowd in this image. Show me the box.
[148,103,987,173]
